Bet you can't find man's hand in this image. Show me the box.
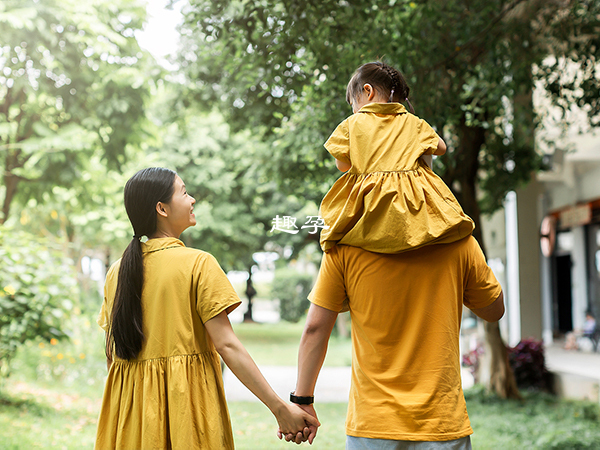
[277,404,319,445]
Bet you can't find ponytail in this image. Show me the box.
[109,237,145,360]
[107,167,176,360]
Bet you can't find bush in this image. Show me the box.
[0,227,79,380]
[508,338,552,391]
[272,270,313,323]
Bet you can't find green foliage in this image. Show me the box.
[180,0,600,219]
[0,227,79,379]
[144,91,319,270]
[0,0,154,223]
[272,269,313,323]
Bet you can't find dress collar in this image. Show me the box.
[357,102,407,115]
[142,237,185,254]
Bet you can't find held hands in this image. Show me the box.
[277,404,319,445]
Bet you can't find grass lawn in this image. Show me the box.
[467,386,600,449]
[1,317,600,449]
[232,319,352,367]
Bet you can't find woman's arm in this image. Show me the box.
[205,311,320,436]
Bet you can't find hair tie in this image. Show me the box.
[389,88,395,103]
[133,234,141,240]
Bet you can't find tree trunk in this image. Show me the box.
[457,121,521,399]
[483,321,522,399]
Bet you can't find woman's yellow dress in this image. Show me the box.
[319,103,474,254]
[95,237,241,449]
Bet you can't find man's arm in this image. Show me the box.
[296,304,339,396]
[285,303,338,444]
[470,291,505,322]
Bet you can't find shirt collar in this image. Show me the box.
[357,102,407,115]
[142,237,185,254]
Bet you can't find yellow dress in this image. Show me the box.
[319,103,474,254]
[95,237,241,450]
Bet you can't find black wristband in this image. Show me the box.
[290,391,314,405]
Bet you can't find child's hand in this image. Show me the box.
[275,403,320,444]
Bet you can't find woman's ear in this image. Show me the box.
[156,202,168,218]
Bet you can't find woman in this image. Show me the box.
[96,167,317,449]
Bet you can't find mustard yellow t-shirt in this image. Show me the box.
[319,102,474,254]
[96,237,241,450]
[309,237,501,441]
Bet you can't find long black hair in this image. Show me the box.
[346,61,415,113]
[108,167,177,360]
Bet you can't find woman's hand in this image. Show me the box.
[275,403,320,444]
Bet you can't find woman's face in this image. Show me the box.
[163,175,196,235]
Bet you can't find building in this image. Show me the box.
[484,121,600,347]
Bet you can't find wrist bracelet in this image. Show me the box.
[290,391,314,405]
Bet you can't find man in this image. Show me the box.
[285,236,504,449]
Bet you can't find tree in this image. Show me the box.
[179,0,600,397]
[0,0,152,224]
[145,88,320,320]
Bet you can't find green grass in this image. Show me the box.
[233,319,352,367]
[229,402,348,449]
[0,381,100,449]
[467,386,600,449]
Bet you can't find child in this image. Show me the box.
[319,61,475,254]
[96,168,318,449]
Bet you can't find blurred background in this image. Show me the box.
[1,0,600,448]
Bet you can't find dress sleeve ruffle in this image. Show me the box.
[194,253,241,323]
[417,118,440,157]
[324,120,351,163]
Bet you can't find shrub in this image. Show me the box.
[0,227,79,380]
[272,269,313,323]
[508,338,552,391]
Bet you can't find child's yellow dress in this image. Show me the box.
[319,102,474,254]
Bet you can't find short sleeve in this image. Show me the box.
[195,253,241,323]
[324,120,351,164]
[416,118,440,156]
[97,262,119,332]
[463,238,503,310]
[97,296,109,332]
[308,248,349,313]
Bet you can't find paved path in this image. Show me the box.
[545,344,600,380]
[224,366,352,403]
[224,366,476,403]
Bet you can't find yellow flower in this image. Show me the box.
[51,210,58,220]
[79,353,86,360]
[38,342,45,349]
[3,285,16,296]
[57,353,64,360]
[50,338,58,345]
[69,357,76,364]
